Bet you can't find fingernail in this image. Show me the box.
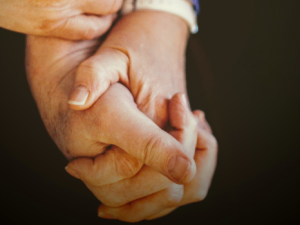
[65,166,80,179]
[168,156,191,184]
[68,85,89,106]
[98,211,116,219]
[181,94,188,108]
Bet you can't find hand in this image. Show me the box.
[67,93,218,222]
[0,0,122,39]
[26,35,197,185]
[67,10,189,128]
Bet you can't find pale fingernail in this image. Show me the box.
[65,166,80,179]
[98,211,116,219]
[68,85,89,106]
[168,156,191,184]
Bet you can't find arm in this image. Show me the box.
[0,0,122,39]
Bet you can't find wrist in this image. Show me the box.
[121,0,198,34]
[116,10,189,49]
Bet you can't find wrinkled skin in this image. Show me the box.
[68,11,189,128]
[68,96,218,222]
[26,10,200,185]
[26,34,217,222]
[0,0,122,39]
[26,34,197,185]
[26,9,217,222]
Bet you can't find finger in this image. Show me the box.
[79,0,123,15]
[68,48,129,110]
[97,84,196,185]
[146,207,177,220]
[87,166,171,207]
[176,114,218,206]
[84,93,199,207]
[193,110,212,134]
[53,14,116,40]
[193,111,218,150]
[98,184,184,223]
[177,149,217,205]
[169,93,198,158]
[65,146,143,187]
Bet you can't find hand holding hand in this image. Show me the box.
[26,35,196,185]
[66,93,218,222]
[0,0,122,39]
[68,10,189,128]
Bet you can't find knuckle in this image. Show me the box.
[76,59,104,88]
[142,133,162,164]
[38,19,56,33]
[78,58,104,75]
[163,185,184,207]
[115,156,143,179]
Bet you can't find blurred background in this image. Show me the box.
[0,0,299,224]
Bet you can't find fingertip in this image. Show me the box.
[180,159,197,184]
[68,85,90,110]
[193,110,205,122]
[167,155,196,184]
[193,110,213,134]
[65,166,80,179]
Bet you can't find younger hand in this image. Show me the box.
[68,10,189,128]
[0,0,122,39]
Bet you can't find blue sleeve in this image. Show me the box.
[190,0,200,15]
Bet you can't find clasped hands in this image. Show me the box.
[25,6,217,223]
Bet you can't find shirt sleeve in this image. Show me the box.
[190,0,200,15]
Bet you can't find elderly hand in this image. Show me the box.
[26,35,197,185]
[0,0,122,39]
[67,10,189,128]
[66,93,218,222]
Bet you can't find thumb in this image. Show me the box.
[68,48,129,110]
[99,84,197,184]
[53,14,117,40]
[169,93,198,159]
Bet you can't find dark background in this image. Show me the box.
[0,0,299,224]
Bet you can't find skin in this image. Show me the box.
[68,96,218,222]
[0,0,122,40]
[26,34,196,186]
[26,34,218,219]
[68,10,189,128]
[25,8,218,222]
